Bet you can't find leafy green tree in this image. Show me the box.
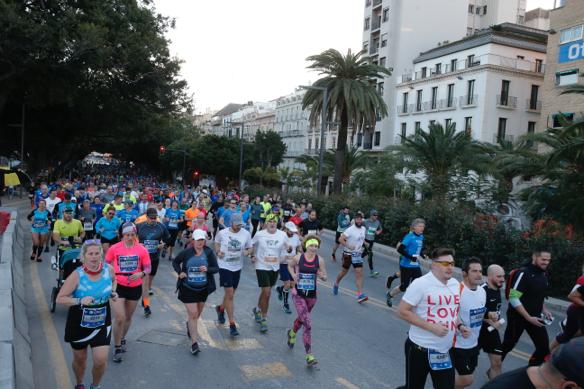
[349,153,402,197]
[323,146,370,187]
[243,166,280,187]
[302,49,391,193]
[253,130,286,167]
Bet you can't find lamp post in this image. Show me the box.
[232,121,245,190]
[300,85,328,196]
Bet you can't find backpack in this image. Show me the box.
[505,268,521,300]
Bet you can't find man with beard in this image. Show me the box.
[479,264,506,380]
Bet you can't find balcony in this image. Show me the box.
[437,98,457,110]
[369,45,379,55]
[401,74,413,83]
[492,134,515,144]
[496,95,517,109]
[304,148,318,156]
[372,16,381,31]
[397,105,409,115]
[460,95,478,107]
[526,99,542,112]
[372,0,382,9]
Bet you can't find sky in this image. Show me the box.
[153,0,555,114]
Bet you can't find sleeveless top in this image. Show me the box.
[32,209,50,229]
[295,254,319,298]
[73,263,113,305]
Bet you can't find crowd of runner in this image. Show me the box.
[25,175,584,389]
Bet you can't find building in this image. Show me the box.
[540,0,584,131]
[274,89,311,168]
[394,23,547,144]
[525,8,551,31]
[210,103,246,136]
[361,0,531,149]
[243,101,276,141]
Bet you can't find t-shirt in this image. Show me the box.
[105,241,151,287]
[363,219,381,241]
[341,224,366,254]
[481,367,535,389]
[184,208,200,228]
[280,234,301,264]
[252,229,287,271]
[117,208,139,223]
[45,197,62,214]
[221,209,240,229]
[137,222,170,260]
[455,282,486,349]
[215,228,253,271]
[399,232,424,269]
[53,219,83,238]
[402,272,461,353]
[95,216,121,240]
[482,284,502,319]
[336,213,351,232]
[299,219,322,236]
[165,208,182,230]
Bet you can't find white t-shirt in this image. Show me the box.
[454,282,486,349]
[156,207,166,219]
[252,229,287,271]
[342,224,366,254]
[215,228,253,271]
[45,197,62,214]
[280,234,301,264]
[402,272,461,353]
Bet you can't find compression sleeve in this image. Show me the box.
[397,244,414,260]
[509,289,523,308]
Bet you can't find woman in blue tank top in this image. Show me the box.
[27,199,52,262]
[57,240,118,389]
[285,235,328,366]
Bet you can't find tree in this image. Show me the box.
[243,166,280,187]
[323,146,370,188]
[253,130,286,167]
[303,49,391,193]
[349,153,402,197]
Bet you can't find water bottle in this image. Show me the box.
[487,318,506,332]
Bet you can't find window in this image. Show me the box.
[357,132,363,146]
[332,136,336,148]
[476,6,481,14]
[435,63,442,74]
[497,118,507,142]
[402,92,409,113]
[466,80,475,104]
[416,90,423,111]
[400,122,407,143]
[530,85,539,110]
[552,113,574,128]
[363,41,369,52]
[527,121,536,135]
[468,4,474,13]
[445,118,453,128]
[364,17,370,30]
[556,69,579,86]
[380,57,386,67]
[308,139,312,150]
[374,131,381,146]
[467,54,477,67]
[517,55,525,60]
[381,35,387,47]
[464,117,472,135]
[382,8,389,22]
[378,82,384,94]
[366,0,371,6]
[450,59,457,72]
[415,121,421,133]
[483,5,487,14]
[315,138,319,150]
[421,67,427,78]
[447,83,455,107]
[560,24,583,44]
[500,80,510,105]
[431,87,438,109]
[429,120,436,126]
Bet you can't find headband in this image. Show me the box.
[266,214,278,222]
[305,239,320,248]
[122,224,137,235]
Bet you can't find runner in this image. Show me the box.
[332,206,351,262]
[286,235,328,366]
[501,249,552,366]
[95,206,121,254]
[250,196,263,237]
[396,248,461,389]
[163,200,183,261]
[386,218,426,307]
[250,213,288,333]
[549,266,584,352]
[79,200,97,240]
[298,210,323,237]
[45,189,62,250]
[105,222,151,363]
[453,257,486,389]
[361,209,382,278]
[27,199,51,262]
[219,198,238,230]
[101,194,124,216]
[117,200,138,223]
[53,208,85,259]
[276,222,302,314]
[479,264,506,380]
[173,229,219,354]
[137,208,170,317]
[56,240,117,389]
[214,214,253,336]
[56,193,78,219]
[334,211,368,303]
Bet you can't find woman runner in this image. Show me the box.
[56,240,118,389]
[286,235,327,366]
[27,199,51,262]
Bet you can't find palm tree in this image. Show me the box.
[302,48,391,194]
[391,122,490,202]
[323,146,371,187]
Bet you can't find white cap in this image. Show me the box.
[192,229,207,241]
[284,221,298,233]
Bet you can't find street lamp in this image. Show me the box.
[232,121,245,190]
[300,85,329,196]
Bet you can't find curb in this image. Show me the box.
[321,229,569,315]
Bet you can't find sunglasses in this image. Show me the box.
[83,239,102,245]
[434,261,455,267]
[108,212,115,215]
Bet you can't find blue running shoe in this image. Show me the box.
[333,282,339,295]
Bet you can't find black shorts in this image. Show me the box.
[150,257,160,277]
[178,285,209,303]
[100,236,119,245]
[452,346,480,375]
[335,231,342,244]
[279,263,293,281]
[342,253,363,269]
[116,284,142,301]
[65,303,112,350]
[256,269,278,288]
[479,325,503,355]
[167,229,178,246]
[219,268,241,289]
[399,266,422,292]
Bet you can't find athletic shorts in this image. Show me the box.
[65,303,112,350]
[219,268,241,289]
[335,231,342,244]
[342,253,363,269]
[452,346,480,375]
[178,285,208,304]
[167,229,178,246]
[150,257,160,277]
[399,266,422,292]
[279,263,293,281]
[32,227,50,234]
[100,236,119,245]
[116,284,142,301]
[479,325,503,355]
[256,269,278,288]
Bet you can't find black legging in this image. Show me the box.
[555,305,584,344]
[501,310,550,366]
[251,219,260,237]
[400,338,455,389]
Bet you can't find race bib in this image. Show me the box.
[225,251,241,262]
[118,255,139,273]
[83,221,94,231]
[297,273,316,291]
[283,210,290,217]
[428,349,452,371]
[33,219,47,229]
[367,227,377,235]
[264,256,278,264]
[169,218,178,229]
[469,307,487,328]
[351,252,363,264]
[80,306,107,328]
[143,239,159,254]
[187,266,207,284]
[307,229,317,235]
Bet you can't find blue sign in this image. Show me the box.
[559,40,584,63]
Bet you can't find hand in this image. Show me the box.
[73,237,82,243]
[199,266,207,272]
[487,312,500,321]
[179,272,187,279]
[430,323,449,337]
[375,230,381,235]
[542,309,553,321]
[217,251,225,258]
[318,272,327,282]
[250,256,256,264]
[80,296,94,305]
[110,292,119,302]
[527,316,545,327]
[128,272,143,281]
[460,325,472,338]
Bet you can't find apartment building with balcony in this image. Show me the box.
[274,89,313,168]
[361,0,533,149]
[394,23,547,144]
[540,0,584,131]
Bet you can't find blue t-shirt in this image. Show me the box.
[221,209,240,227]
[165,208,182,230]
[399,231,424,268]
[117,208,139,223]
[57,201,77,218]
[91,204,105,221]
[96,216,121,240]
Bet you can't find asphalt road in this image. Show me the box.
[17,205,553,389]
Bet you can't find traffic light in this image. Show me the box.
[193,170,200,185]
[159,145,166,154]
[194,170,199,177]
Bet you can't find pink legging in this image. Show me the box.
[292,292,317,353]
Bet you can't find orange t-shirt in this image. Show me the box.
[184,208,200,228]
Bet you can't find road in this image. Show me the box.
[13,202,547,389]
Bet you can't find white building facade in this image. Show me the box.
[394,23,547,144]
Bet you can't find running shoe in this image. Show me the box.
[331,253,336,262]
[229,324,239,337]
[120,338,127,353]
[36,257,42,262]
[286,329,296,348]
[144,306,152,317]
[386,273,398,289]
[252,307,262,323]
[90,385,101,389]
[260,319,268,333]
[190,342,200,355]
[44,246,49,253]
[30,253,35,261]
[216,305,226,324]
[282,303,292,314]
[370,270,380,278]
[148,288,154,296]
[161,247,167,258]
[559,318,567,333]
[357,293,369,303]
[112,347,123,363]
[276,286,283,301]
[305,354,318,366]
[333,282,339,296]
[386,291,393,307]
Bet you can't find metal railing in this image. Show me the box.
[496,95,517,109]
[372,0,382,8]
[370,45,379,55]
[492,134,515,144]
[372,17,381,31]
[526,99,542,112]
[460,95,478,107]
[397,105,409,115]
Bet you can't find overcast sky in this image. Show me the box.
[153,0,555,113]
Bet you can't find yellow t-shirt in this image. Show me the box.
[53,219,83,238]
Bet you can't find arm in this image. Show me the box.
[317,255,327,281]
[568,286,584,308]
[109,266,118,300]
[338,233,349,249]
[508,276,545,327]
[205,247,219,274]
[172,250,185,274]
[287,255,300,283]
[27,209,35,221]
[56,272,89,306]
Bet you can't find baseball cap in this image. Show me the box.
[146,208,158,218]
[355,211,364,218]
[284,221,298,233]
[192,229,207,241]
[231,213,244,226]
[370,209,379,216]
[552,337,584,386]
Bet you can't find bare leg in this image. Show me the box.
[111,298,126,346]
[122,299,139,338]
[355,267,364,295]
[71,348,88,385]
[222,287,235,323]
[487,353,502,379]
[90,346,109,386]
[335,267,348,285]
[258,287,271,317]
